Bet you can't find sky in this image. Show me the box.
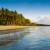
[0,0,50,24]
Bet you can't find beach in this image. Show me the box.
[0,26,32,34]
[0,26,32,30]
[0,26,32,46]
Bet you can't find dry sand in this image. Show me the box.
[0,26,32,30]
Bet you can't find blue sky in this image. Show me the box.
[0,0,50,24]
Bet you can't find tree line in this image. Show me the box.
[0,7,32,26]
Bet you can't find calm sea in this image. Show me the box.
[0,26,50,50]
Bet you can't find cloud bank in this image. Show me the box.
[33,16,50,24]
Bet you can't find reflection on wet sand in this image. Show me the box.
[0,27,34,46]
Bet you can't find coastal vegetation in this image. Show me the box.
[0,7,50,26]
[0,7,31,26]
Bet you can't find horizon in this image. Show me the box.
[0,0,50,24]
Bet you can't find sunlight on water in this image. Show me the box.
[0,26,50,50]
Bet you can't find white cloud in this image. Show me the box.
[37,16,50,24]
[31,16,45,23]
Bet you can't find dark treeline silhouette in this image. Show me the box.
[32,23,50,26]
[0,7,31,26]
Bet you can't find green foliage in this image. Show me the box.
[0,19,6,25]
[0,7,32,26]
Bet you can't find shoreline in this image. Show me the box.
[0,26,32,45]
[0,26,32,30]
[0,26,32,34]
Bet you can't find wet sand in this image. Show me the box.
[0,26,32,46]
[0,26,32,34]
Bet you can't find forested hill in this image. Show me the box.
[0,7,31,26]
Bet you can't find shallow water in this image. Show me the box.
[0,26,50,50]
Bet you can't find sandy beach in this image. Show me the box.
[0,26,32,34]
[0,26,32,30]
